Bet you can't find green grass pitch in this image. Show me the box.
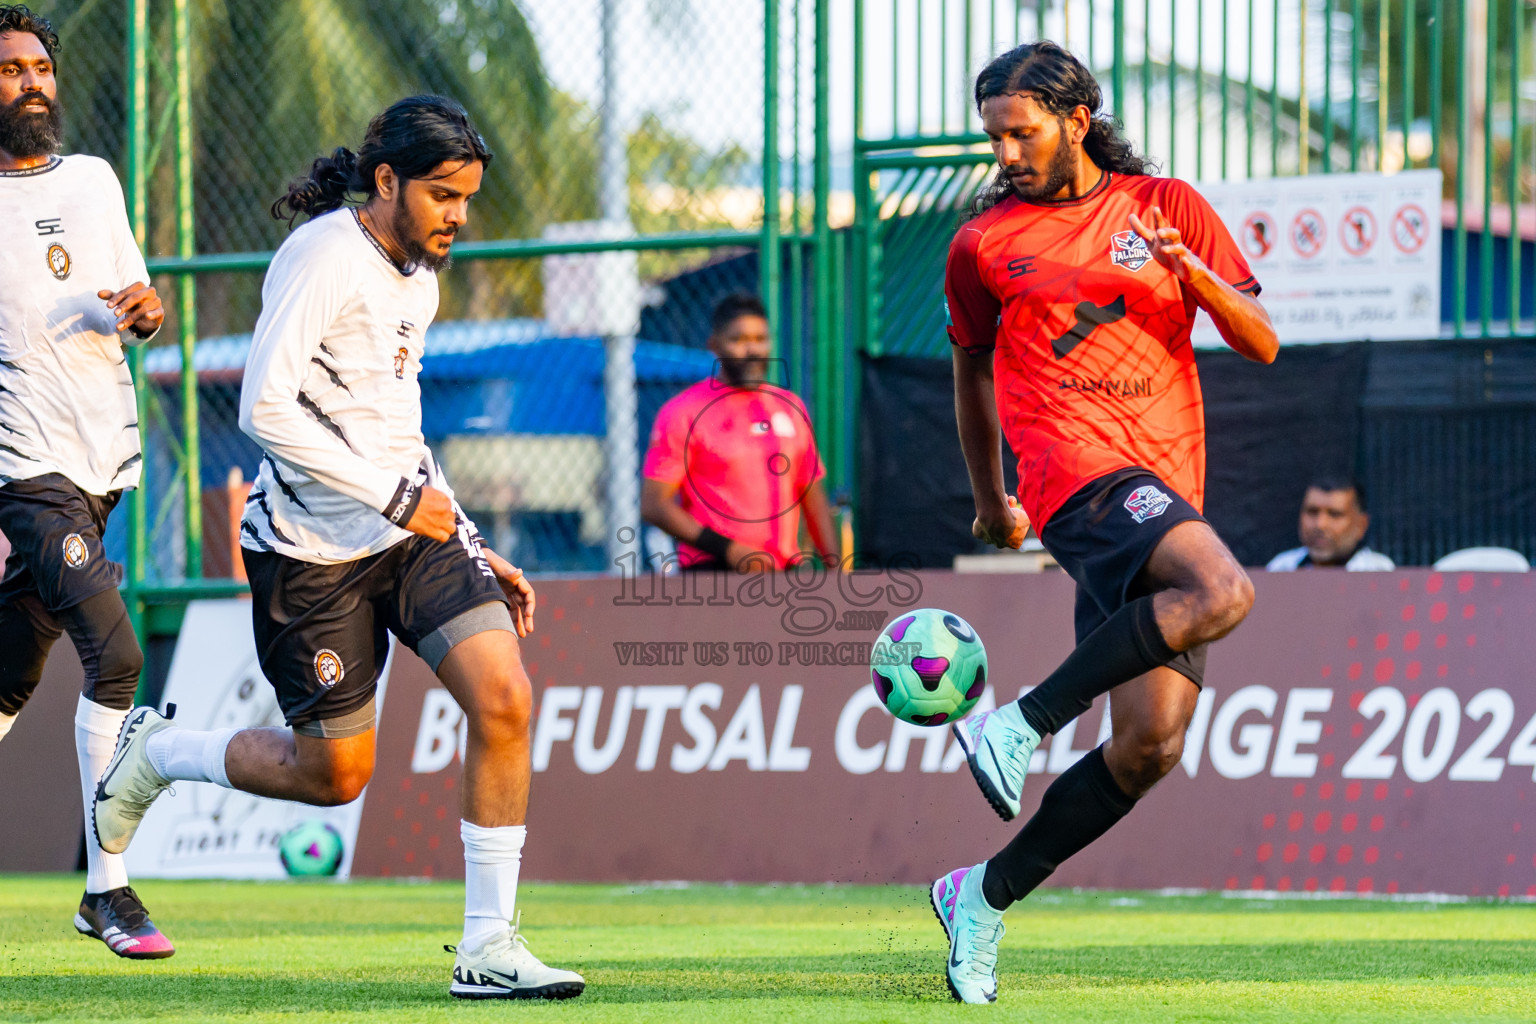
[2,874,1533,1022]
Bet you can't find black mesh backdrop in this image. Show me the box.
[856,343,1379,569]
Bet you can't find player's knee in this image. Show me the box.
[1193,567,1254,638]
[88,634,144,711]
[314,762,373,805]
[1115,728,1185,793]
[465,665,532,740]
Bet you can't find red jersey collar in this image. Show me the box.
[1019,169,1113,209]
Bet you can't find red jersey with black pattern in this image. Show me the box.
[944,172,1259,530]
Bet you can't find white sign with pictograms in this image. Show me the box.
[1190,169,1442,345]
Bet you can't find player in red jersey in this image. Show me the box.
[930,42,1278,1004]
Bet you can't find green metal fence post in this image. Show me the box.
[1143,0,1152,153]
[1349,0,1360,170]
[1113,0,1126,111]
[1454,0,1467,337]
[1195,0,1204,177]
[1221,0,1230,177]
[1169,0,1177,175]
[790,0,804,389]
[1430,0,1443,170]
[1088,0,1097,67]
[1509,0,1522,330]
[1481,0,1495,337]
[126,0,150,692]
[940,0,949,132]
[964,0,974,132]
[762,0,781,342]
[1246,0,1255,177]
[1403,0,1414,170]
[1271,0,1281,175]
[916,0,924,130]
[1299,0,1309,174]
[893,0,900,130]
[1322,0,1333,172]
[853,0,867,361]
[813,0,834,488]
[175,0,201,581]
[1376,0,1386,172]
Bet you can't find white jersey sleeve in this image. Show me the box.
[238,239,406,515]
[101,163,155,347]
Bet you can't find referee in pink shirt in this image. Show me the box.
[641,294,840,571]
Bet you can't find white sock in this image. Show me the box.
[0,711,15,744]
[75,696,131,893]
[461,820,525,951]
[145,726,237,788]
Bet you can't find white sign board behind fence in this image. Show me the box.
[122,600,391,880]
[1191,169,1442,345]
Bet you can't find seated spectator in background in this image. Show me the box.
[1266,477,1395,571]
[641,294,838,571]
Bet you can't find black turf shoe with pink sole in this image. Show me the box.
[74,886,176,959]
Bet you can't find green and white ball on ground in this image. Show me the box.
[278,819,345,877]
[870,608,988,726]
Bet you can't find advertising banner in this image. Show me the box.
[0,641,87,872]
[120,600,391,880]
[8,568,1533,897]
[1191,170,1443,345]
[355,569,1536,898]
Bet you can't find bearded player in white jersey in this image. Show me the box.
[0,6,175,959]
[92,95,585,1000]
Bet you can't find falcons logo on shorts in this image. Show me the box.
[1124,485,1173,523]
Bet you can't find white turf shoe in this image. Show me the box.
[449,925,585,1000]
[952,702,1041,822]
[93,705,177,855]
[931,862,1003,1004]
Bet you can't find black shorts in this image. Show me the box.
[1039,467,1210,688]
[0,473,124,613]
[242,533,512,738]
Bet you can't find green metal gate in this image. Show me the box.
[850,0,1534,362]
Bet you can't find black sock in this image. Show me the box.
[1016,595,1175,736]
[981,745,1137,911]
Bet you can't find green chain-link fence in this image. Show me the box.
[29,0,850,642]
[30,0,1535,641]
[853,0,1534,358]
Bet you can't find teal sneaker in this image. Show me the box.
[930,862,1003,1004]
[952,702,1041,821]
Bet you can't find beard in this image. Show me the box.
[1005,129,1075,202]
[717,357,768,388]
[0,91,64,159]
[392,201,456,272]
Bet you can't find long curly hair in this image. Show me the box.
[271,95,492,226]
[969,41,1156,217]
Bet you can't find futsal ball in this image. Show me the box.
[278,820,345,877]
[870,608,988,726]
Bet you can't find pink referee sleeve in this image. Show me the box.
[642,393,688,483]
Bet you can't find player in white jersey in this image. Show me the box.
[92,95,585,1000]
[0,6,175,959]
